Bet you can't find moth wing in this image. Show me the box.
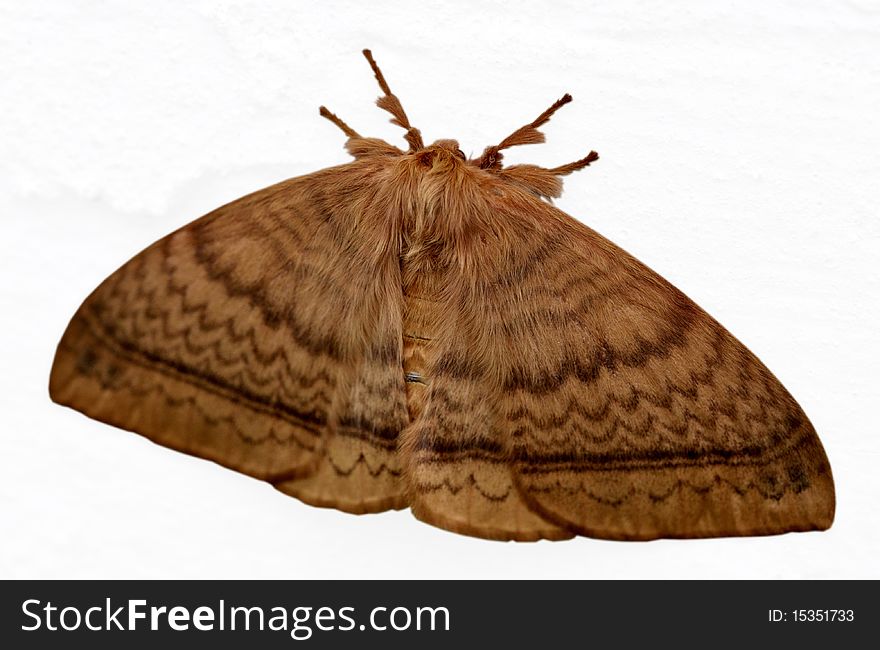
[405,196,834,540]
[50,169,410,514]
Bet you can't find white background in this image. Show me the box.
[2,1,878,579]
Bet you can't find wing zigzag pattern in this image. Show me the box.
[50,139,834,541]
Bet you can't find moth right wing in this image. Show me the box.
[402,190,834,541]
[50,166,410,514]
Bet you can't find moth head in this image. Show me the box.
[414,140,467,168]
[320,49,599,201]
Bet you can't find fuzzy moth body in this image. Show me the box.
[49,51,834,541]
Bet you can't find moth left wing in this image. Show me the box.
[404,192,835,541]
[50,167,410,514]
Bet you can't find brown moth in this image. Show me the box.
[49,50,835,541]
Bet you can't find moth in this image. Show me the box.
[50,50,835,541]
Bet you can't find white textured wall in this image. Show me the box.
[2,1,878,578]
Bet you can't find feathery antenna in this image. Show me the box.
[319,106,361,138]
[479,94,573,169]
[550,150,600,176]
[362,49,424,152]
